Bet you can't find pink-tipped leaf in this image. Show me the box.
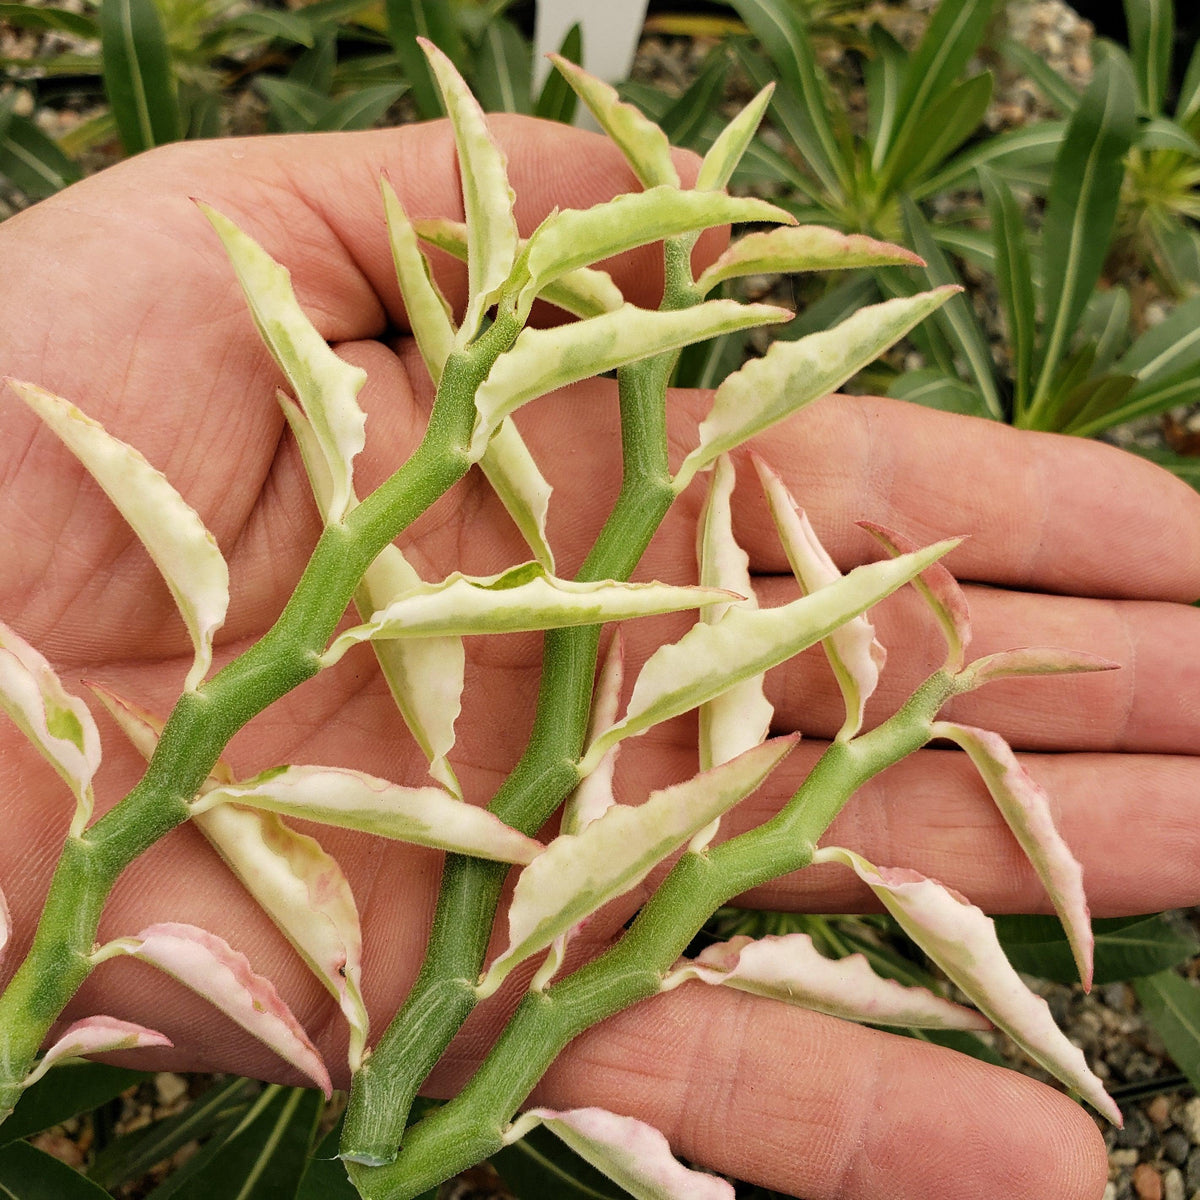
[664,933,991,1030]
[858,521,971,670]
[931,721,1093,990]
[8,381,229,692]
[959,647,1120,690]
[478,737,796,998]
[758,460,884,739]
[814,847,1120,1124]
[22,1018,172,1088]
[92,922,331,1097]
[0,619,100,834]
[506,1108,734,1200]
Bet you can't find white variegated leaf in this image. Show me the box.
[548,55,680,188]
[505,1108,733,1200]
[931,722,1093,991]
[563,631,626,838]
[194,803,370,1070]
[470,301,790,458]
[22,1018,172,1089]
[9,382,229,693]
[92,922,332,1097]
[420,38,518,341]
[0,619,100,833]
[813,847,1120,1125]
[695,225,922,295]
[412,218,624,319]
[191,764,543,865]
[581,540,957,774]
[478,738,795,998]
[695,85,774,192]
[381,174,456,384]
[663,933,991,1030]
[198,205,367,524]
[673,289,958,492]
[323,565,733,665]
[757,459,884,740]
[516,188,794,317]
[477,418,555,571]
[958,647,1119,690]
[858,521,971,671]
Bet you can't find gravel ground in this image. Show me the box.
[5,2,1199,1198]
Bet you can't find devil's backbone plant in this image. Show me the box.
[0,42,1123,1199]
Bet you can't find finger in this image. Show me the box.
[523,986,1108,1200]
[711,737,1200,916]
[667,391,1200,602]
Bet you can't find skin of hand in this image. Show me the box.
[3,116,1200,1200]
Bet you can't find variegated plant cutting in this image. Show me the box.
[0,42,1122,1200]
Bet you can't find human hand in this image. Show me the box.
[3,118,1200,1200]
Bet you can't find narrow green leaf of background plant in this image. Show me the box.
[0,1063,146,1147]
[89,1076,256,1191]
[658,47,730,149]
[533,23,581,124]
[472,17,533,115]
[1028,53,1136,423]
[0,1139,113,1199]
[0,113,83,200]
[1134,970,1200,1093]
[1125,0,1172,114]
[0,3,98,38]
[995,914,1200,985]
[999,37,1080,116]
[100,0,182,155]
[316,83,406,132]
[865,23,905,156]
[385,0,465,119]
[154,1085,323,1200]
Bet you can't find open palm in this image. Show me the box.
[3,117,1200,1200]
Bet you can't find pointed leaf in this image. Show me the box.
[479,738,795,997]
[582,538,958,773]
[191,764,543,865]
[695,225,921,295]
[92,923,331,1097]
[21,1018,171,1089]
[412,217,624,319]
[959,647,1118,689]
[516,187,794,317]
[100,0,182,155]
[1134,970,1200,1095]
[813,847,1119,1124]
[857,521,971,671]
[8,381,229,692]
[664,933,992,1030]
[548,55,679,188]
[930,722,1093,990]
[507,1108,734,1200]
[470,300,791,457]
[674,288,958,490]
[0,1140,115,1199]
[199,205,367,523]
[381,175,455,385]
[564,632,626,838]
[695,84,774,192]
[193,804,369,1071]
[695,456,772,797]
[478,417,555,571]
[0,619,100,832]
[325,566,734,665]
[757,460,884,739]
[420,38,518,340]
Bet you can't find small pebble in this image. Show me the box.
[1164,1168,1185,1200]
[1134,1163,1164,1200]
[155,1072,189,1106]
[1113,1150,1141,1169]
[1148,1095,1173,1127]
[1118,1109,1155,1150]
[1182,1098,1200,1144]
[1164,1131,1191,1166]
[1188,1146,1200,1191]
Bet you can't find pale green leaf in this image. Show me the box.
[581,539,957,772]
[0,619,100,833]
[674,288,957,491]
[8,381,229,692]
[199,205,367,523]
[192,764,544,865]
[323,565,733,664]
[814,847,1120,1124]
[695,84,774,192]
[478,738,794,997]
[421,37,518,341]
[470,300,791,458]
[548,55,680,189]
[478,417,555,571]
[695,225,921,296]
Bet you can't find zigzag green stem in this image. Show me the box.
[349,673,956,1199]
[341,242,704,1164]
[0,319,519,1121]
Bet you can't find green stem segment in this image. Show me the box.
[0,320,518,1120]
[351,673,956,1199]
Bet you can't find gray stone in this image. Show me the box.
[1165,1131,1191,1166]
[1186,1146,1200,1193]
[1117,1108,1155,1150]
